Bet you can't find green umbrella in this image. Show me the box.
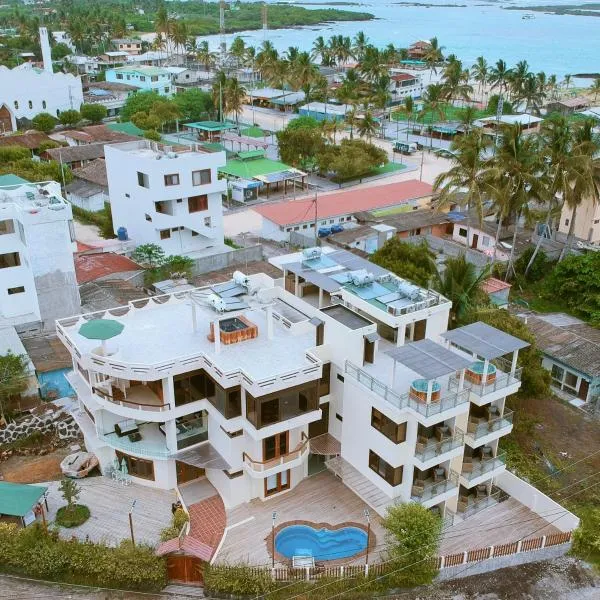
[79,319,124,355]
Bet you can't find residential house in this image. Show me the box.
[407,40,431,60]
[43,144,108,170]
[546,97,589,116]
[0,175,80,331]
[558,195,600,245]
[0,132,52,152]
[253,180,435,242]
[55,124,138,147]
[523,313,600,406]
[104,140,227,255]
[66,159,109,212]
[388,71,424,103]
[105,66,173,96]
[83,81,138,118]
[97,51,130,66]
[474,114,543,137]
[111,39,142,55]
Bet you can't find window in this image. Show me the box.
[316,321,324,346]
[204,217,211,227]
[302,225,307,230]
[551,364,564,383]
[0,252,21,269]
[164,87,170,94]
[564,219,569,226]
[482,236,490,247]
[188,194,208,212]
[346,217,352,221]
[28,100,32,109]
[564,371,578,390]
[294,226,299,231]
[265,470,290,496]
[140,76,146,82]
[0,219,15,235]
[329,219,334,224]
[192,169,211,186]
[458,227,467,238]
[337,374,344,383]
[14,101,18,109]
[151,76,158,82]
[336,413,343,422]
[164,173,180,186]
[115,451,154,480]
[594,219,599,225]
[145,214,152,222]
[371,408,406,444]
[286,228,292,232]
[159,229,171,240]
[7,286,25,295]
[137,171,149,188]
[116,73,123,80]
[369,450,403,486]
[364,337,375,364]
[319,363,331,396]
[42,100,46,109]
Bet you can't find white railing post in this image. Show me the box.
[489,545,495,558]
[516,540,522,554]
[340,566,344,577]
[541,535,546,549]
[305,567,310,581]
[463,551,468,565]
[364,563,369,576]
[439,555,445,569]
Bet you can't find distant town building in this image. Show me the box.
[111,39,143,55]
[546,97,589,116]
[105,66,173,96]
[52,30,76,52]
[558,195,600,245]
[388,71,424,103]
[83,81,138,118]
[66,159,109,212]
[0,175,80,331]
[105,140,227,255]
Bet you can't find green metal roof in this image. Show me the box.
[110,66,168,76]
[219,157,297,179]
[185,121,237,132]
[0,174,29,188]
[239,126,265,138]
[106,122,144,137]
[237,150,265,160]
[0,482,47,517]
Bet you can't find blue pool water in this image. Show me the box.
[411,379,441,393]
[275,525,368,561]
[38,368,75,400]
[469,361,497,376]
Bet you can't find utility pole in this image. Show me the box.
[129,500,137,547]
[262,2,268,42]
[219,0,227,65]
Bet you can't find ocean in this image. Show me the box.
[199,0,600,80]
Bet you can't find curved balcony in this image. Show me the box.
[242,434,310,478]
[92,385,171,416]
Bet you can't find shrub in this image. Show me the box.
[204,564,277,596]
[80,103,107,124]
[0,523,166,591]
[160,508,188,541]
[143,129,161,141]
[514,247,553,282]
[59,109,81,127]
[31,112,57,133]
[71,203,115,239]
[55,504,90,528]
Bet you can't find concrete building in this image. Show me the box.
[52,31,76,52]
[66,159,109,212]
[58,245,530,528]
[105,66,173,96]
[388,71,424,103]
[83,81,138,118]
[111,39,143,55]
[0,175,80,331]
[105,140,227,255]
[558,196,600,245]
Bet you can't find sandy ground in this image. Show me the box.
[73,220,104,245]
[0,447,71,483]
[0,557,597,599]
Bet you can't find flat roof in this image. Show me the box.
[110,66,168,76]
[320,305,374,330]
[386,338,472,380]
[442,321,530,359]
[253,180,433,227]
[0,174,29,187]
[247,87,289,100]
[0,482,47,517]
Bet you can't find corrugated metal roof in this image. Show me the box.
[442,322,530,359]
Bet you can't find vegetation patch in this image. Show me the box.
[55,504,90,528]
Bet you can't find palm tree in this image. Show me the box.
[471,56,489,101]
[562,74,572,93]
[225,77,247,127]
[590,78,600,100]
[396,95,415,140]
[508,59,531,103]
[357,110,378,141]
[459,106,479,134]
[311,35,328,64]
[352,31,369,62]
[196,40,215,71]
[442,58,473,105]
[419,83,447,146]
[434,130,492,244]
[169,21,188,57]
[424,36,445,80]
[520,74,546,115]
[291,51,317,93]
[435,254,490,326]
[346,105,358,140]
[229,36,246,68]
[212,70,228,121]
[489,59,513,97]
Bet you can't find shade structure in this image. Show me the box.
[79,318,124,341]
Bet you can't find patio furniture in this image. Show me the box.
[411,482,425,497]
[476,484,488,498]
[115,419,138,437]
[128,431,142,443]
[462,461,474,473]
[433,467,446,482]
[487,405,500,419]
[481,446,493,458]
[435,425,450,441]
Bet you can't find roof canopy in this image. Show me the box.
[385,339,472,380]
[185,121,237,132]
[0,482,47,517]
[442,321,530,359]
[175,443,231,470]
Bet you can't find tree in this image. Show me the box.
[173,89,213,122]
[59,109,81,127]
[0,352,29,421]
[591,78,600,101]
[132,243,165,268]
[162,255,194,279]
[370,238,436,287]
[80,103,107,124]
[224,77,246,127]
[31,112,56,133]
[59,478,81,515]
[471,56,489,99]
[316,138,387,183]
[143,130,161,142]
[419,84,447,146]
[382,503,441,587]
[51,43,72,60]
[120,92,161,122]
[357,110,378,141]
[276,125,324,169]
[435,254,490,326]
[489,59,513,97]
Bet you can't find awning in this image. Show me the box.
[175,444,231,470]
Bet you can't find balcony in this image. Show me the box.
[93,382,170,413]
[411,469,459,505]
[462,357,522,404]
[414,427,464,469]
[100,422,171,459]
[457,487,504,520]
[465,410,514,447]
[242,435,310,478]
[460,452,507,487]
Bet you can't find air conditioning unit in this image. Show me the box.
[302,247,322,261]
[350,270,374,287]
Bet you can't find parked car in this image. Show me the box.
[318,227,332,237]
[331,224,344,234]
[393,141,418,155]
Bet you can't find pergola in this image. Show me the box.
[184,121,237,142]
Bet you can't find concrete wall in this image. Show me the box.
[191,244,263,276]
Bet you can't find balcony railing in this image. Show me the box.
[411,470,460,503]
[464,357,523,397]
[415,429,464,462]
[100,432,171,458]
[243,434,309,473]
[345,361,470,418]
[457,487,506,519]
[467,410,514,441]
[461,452,507,481]
[93,386,171,412]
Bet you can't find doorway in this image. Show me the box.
[176,461,205,485]
[578,379,590,401]
[263,431,289,461]
[471,233,479,249]
[309,402,329,438]
[167,554,204,585]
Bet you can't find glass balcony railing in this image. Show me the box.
[415,429,465,462]
[467,410,514,441]
[465,357,522,397]
[461,452,507,481]
[411,470,459,503]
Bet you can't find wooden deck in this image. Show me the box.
[440,498,561,554]
[215,471,387,566]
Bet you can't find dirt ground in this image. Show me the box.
[0,447,71,483]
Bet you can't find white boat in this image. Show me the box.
[522,14,535,20]
[60,452,99,478]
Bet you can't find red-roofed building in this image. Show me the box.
[388,70,423,102]
[74,251,143,284]
[253,180,434,242]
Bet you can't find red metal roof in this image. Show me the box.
[74,251,141,284]
[481,277,512,294]
[391,73,417,82]
[253,180,434,227]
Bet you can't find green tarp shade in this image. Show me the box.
[185,121,237,132]
[0,482,47,517]
[78,318,124,340]
[106,121,144,137]
[237,150,265,160]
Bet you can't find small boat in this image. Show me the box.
[522,14,535,20]
[60,452,99,478]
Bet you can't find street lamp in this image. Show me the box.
[271,511,278,568]
[129,499,137,547]
[364,508,371,566]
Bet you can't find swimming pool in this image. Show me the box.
[275,524,368,561]
[38,368,75,400]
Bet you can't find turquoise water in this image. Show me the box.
[202,1,600,78]
[469,360,497,376]
[38,368,75,400]
[275,524,368,560]
[411,378,442,393]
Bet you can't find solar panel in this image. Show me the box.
[211,282,246,297]
[221,298,249,311]
[376,292,401,304]
[329,250,390,278]
[351,282,390,300]
[302,255,338,270]
[330,272,352,284]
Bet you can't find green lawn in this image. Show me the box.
[391,104,491,123]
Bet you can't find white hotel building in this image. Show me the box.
[105,141,227,255]
[0,178,80,331]
[59,246,534,523]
